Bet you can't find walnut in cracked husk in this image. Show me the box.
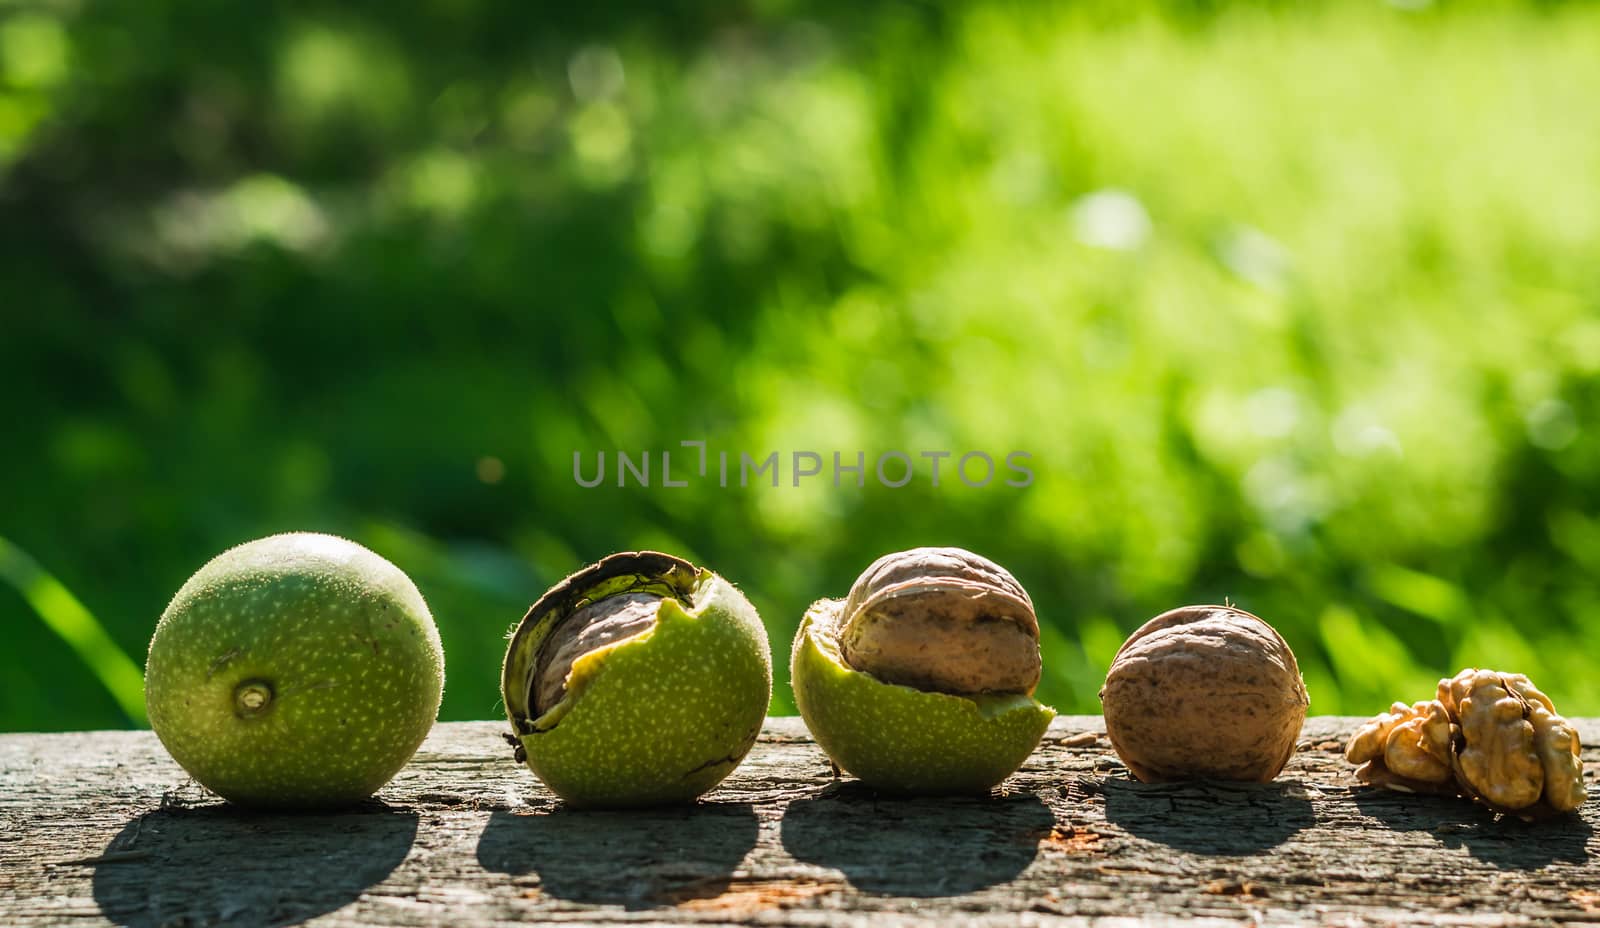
[1346,668,1587,816]
[788,546,1055,794]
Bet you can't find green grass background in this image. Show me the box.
[4,0,1599,731]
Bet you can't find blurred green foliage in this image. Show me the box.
[4,0,1599,732]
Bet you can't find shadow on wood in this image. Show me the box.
[475,801,759,908]
[779,783,1053,897]
[90,802,417,928]
[1102,777,1313,855]
[1351,787,1593,869]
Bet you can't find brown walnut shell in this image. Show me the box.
[1099,604,1309,783]
[837,547,1041,696]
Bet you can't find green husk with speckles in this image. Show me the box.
[144,533,445,809]
[502,552,771,808]
[791,599,1053,794]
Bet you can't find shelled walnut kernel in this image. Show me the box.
[1346,669,1587,816]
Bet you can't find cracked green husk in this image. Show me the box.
[791,599,1053,794]
[502,552,771,808]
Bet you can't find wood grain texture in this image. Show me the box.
[3,717,1597,927]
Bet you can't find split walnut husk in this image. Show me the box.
[500,551,772,808]
[1345,669,1587,818]
[790,547,1054,794]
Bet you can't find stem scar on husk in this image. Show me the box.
[232,679,275,719]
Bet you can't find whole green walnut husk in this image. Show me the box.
[502,551,772,808]
[145,532,445,809]
[791,547,1055,794]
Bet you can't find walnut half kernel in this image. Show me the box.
[1346,669,1587,816]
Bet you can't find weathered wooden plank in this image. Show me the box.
[1,717,1596,927]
